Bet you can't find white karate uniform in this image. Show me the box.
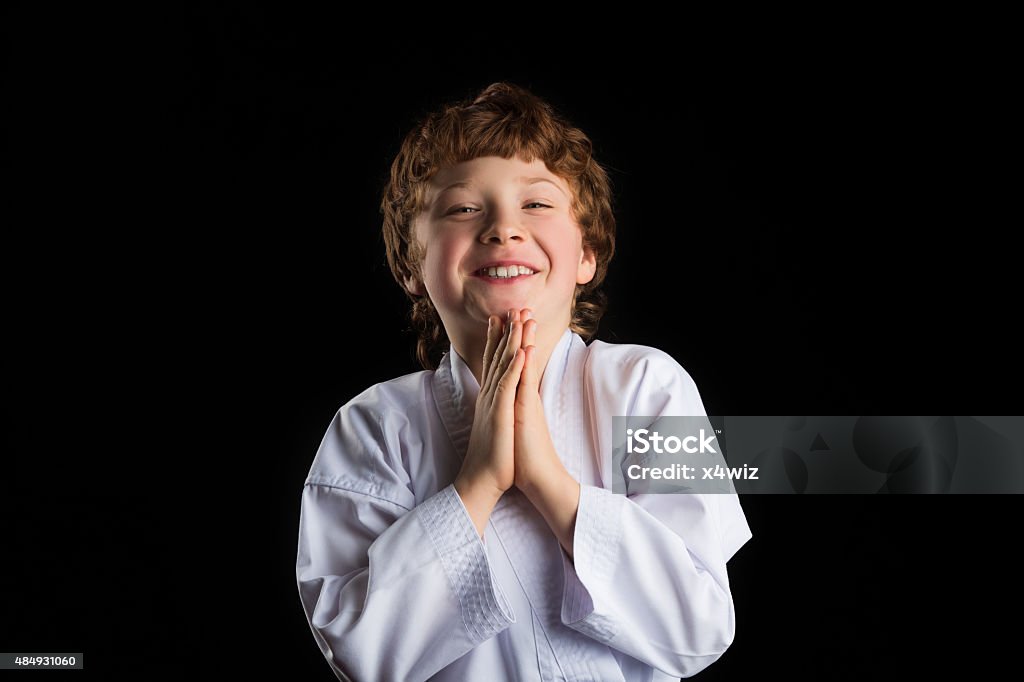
[296,327,753,681]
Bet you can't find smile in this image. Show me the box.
[471,265,537,284]
[476,265,536,278]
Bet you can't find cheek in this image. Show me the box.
[422,251,451,288]
[420,235,464,301]
[546,234,584,278]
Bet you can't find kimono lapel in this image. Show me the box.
[432,345,476,462]
[541,329,587,482]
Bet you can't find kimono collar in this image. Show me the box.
[433,327,576,459]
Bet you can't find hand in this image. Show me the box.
[513,310,566,493]
[511,311,581,559]
[455,310,527,502]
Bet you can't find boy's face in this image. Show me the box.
[407,155,596,338]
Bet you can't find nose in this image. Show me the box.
[479,205,527,245]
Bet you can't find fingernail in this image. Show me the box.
[522,309,533,321]
[506,310,512,323]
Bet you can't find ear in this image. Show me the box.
[576,244,597,285]
[404,273,426,297]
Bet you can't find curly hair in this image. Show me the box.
[381,82,616,370]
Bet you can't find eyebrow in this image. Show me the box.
[436,176,568,198]
[520,177,569,197]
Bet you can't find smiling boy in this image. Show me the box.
[296,82,752,682]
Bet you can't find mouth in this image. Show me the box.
[471,263,538,284]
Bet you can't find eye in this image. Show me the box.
[449,206,479,214]
[524,202,551,209]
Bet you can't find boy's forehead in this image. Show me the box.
[427,156,569,198]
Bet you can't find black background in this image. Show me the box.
[4,7,1020,680]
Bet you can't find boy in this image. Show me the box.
[296,82,752,681]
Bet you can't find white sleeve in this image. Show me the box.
[296,403,515,682]
[560,349,752,678]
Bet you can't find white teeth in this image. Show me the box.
[482,265,535,278]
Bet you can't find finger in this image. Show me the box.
[519,317,537,390]
[481,315,500,382]
[500,310,524,370]
[479,307,512,393]
[489,310,523,398]
[495,347,526,407]
[483,312,511,392]
[523,317,537,350]
[520,343,538,392]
